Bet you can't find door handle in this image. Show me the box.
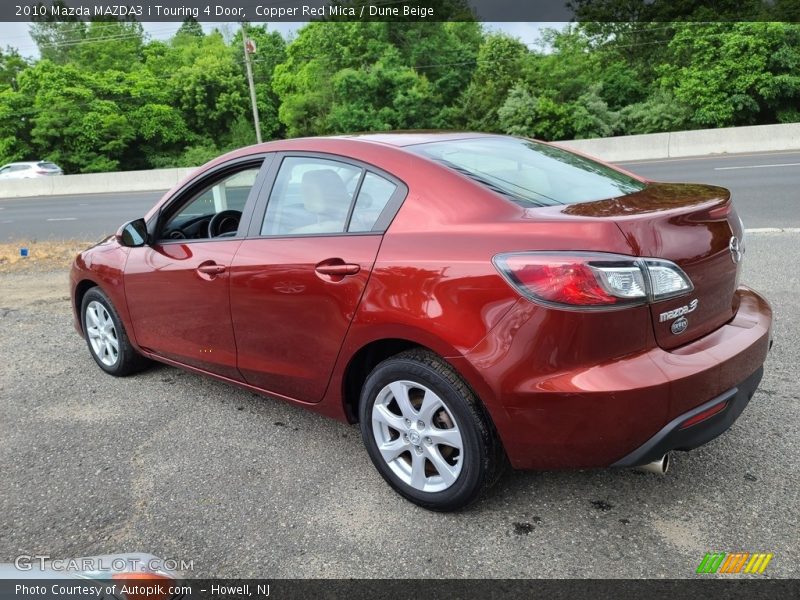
[315,263,360,276]
[197,263,227,275]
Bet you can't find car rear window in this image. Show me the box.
[410,137,645,206]
[37,162,59,169]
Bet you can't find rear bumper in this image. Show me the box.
[452,286,772,470]
[611,366,763,467]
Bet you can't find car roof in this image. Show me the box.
[196,132,511,177]
[333,131,501,147]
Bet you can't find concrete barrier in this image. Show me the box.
[555,122,800,163]
[667,123,800,158]
[1,122,799,199]
[556,132,671,162]
[0,167,197,199]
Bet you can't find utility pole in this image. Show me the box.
[241,23,262,144]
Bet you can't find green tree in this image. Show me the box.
[0,86,32,162]
[29,2,86,65]
[273,21,480,137]
[17,61,134,172]
[3,17,799,173]
[620,90,693,134]
[659,22,800,127]
[176,17,204,38]
[144,29,249,153]
[68,20,145,72]
[0,47,29,91]
[498,84,573,140]
[457,33,528,132]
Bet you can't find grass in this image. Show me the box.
[0,239,96,273]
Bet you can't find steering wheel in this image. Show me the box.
[208,210,242,238]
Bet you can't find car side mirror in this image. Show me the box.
[116,218,148,247]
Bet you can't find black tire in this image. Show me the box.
[80,287,149,376]
[359,349,505,511]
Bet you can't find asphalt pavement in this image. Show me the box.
[0,150,798,241]
[0,230,797,577]
[617,150,800,230]
[0,148,798,578]
[0,190,164,242]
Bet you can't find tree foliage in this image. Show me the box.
[0,17,798,173]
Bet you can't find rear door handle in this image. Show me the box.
[315,263,360,276]
[197,264,227,275]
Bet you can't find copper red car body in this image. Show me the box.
[70,133,772,473]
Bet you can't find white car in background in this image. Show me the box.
[0,161,64,179]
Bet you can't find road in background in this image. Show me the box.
[0,151,798,241]
[0,190,164,241]
[617,150,800,230]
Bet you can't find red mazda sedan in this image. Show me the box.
[70,133,772,510]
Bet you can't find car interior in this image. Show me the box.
[158,157,397,242]
[160,168,260,240]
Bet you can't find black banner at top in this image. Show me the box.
[2,0,800,22]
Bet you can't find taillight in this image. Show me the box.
[643,259,695,300]
[493,252,693,310]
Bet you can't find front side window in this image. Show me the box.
[411,137,646,206]
[261,157,362,236]
[160,166,261,241]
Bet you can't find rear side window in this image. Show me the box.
[411,137,645,206]
[348,172,397,232]
[261,157,362,236]
[37,162,59,169]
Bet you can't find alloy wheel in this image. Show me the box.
[85,300,119,367]
[371,380,464,493]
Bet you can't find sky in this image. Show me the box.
[0,21,559,58]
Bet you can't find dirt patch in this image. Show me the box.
[0,269,70,309]
[0,240,94,273]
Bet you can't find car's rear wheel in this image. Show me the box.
[81,287,148,376]
[359,349,504,511]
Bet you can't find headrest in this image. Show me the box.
[301,169,348,204]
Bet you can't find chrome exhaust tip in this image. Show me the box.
[634,453,670,475]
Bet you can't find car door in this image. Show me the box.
[230,153,407,402]
[124,156,272,380]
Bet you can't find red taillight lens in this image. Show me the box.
[501,257,618,305]
[493,252,651,309]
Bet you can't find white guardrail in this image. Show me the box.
[1,123,799,199]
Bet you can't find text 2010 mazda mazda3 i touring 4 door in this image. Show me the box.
[70,133,772,510]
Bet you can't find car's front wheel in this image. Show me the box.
[81,287,148,376]
[359,350,504,511]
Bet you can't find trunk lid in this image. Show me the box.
[563,182,743,349]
